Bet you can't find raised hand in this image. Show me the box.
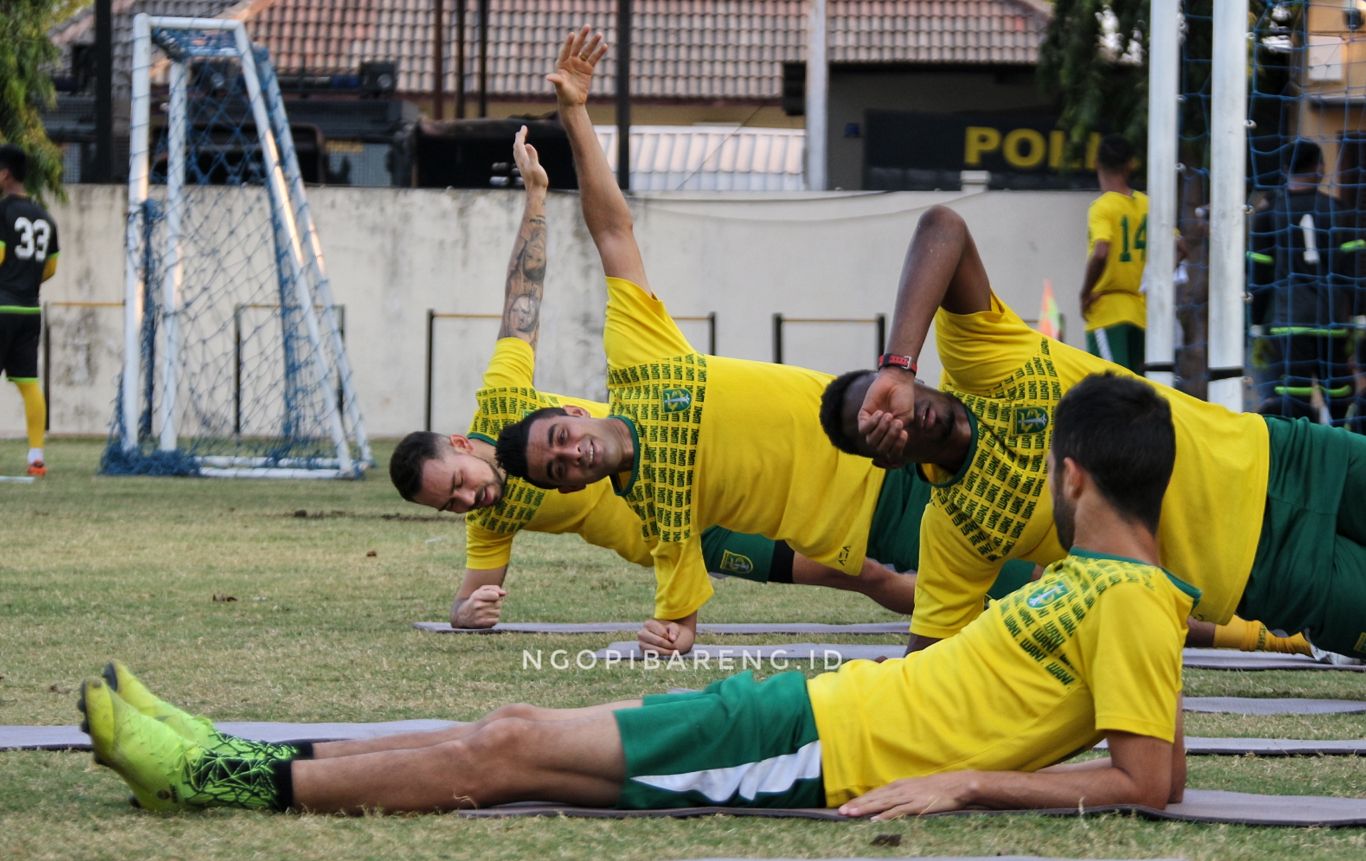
[547,25,607,108]
[512,125,549,193]
[857,370,915,467]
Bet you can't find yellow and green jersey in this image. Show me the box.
[911,292,1268,640]
[463,337,654,571]
[1085,190,1148,331]
[603,277,887,620]
[810,550,1195,807]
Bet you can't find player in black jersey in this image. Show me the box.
[0,145,58,476]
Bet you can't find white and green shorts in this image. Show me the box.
[613,671,825,809]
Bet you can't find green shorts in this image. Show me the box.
[866,465,933,571]
[615,671,825,809]
[1242,416,1366,657]
[701,527,793,583]
[1086,323,1146,373]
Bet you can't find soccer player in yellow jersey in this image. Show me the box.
[387,128,918,630]
[1081,135,1148,372]
[842,204,1366,658]
[79,371,1189,816]
[494,29,950,654]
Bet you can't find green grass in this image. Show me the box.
[1,438,1363,860]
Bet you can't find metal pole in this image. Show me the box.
[425,309,436,431]
[94,0,113,182]
[805,0,828,191]
[455,0,467,118]
[433,0,445,119]
[41,303,50,432]
[121,15,152,452]
[1144,0,1179,388]
[876,312,886,355]
[157,58,189,452]
[477,0,489,117]
[234,306,243,435]
[1208,0,1250,411]
[773,313,784,364]
[616,0,632,191]
[707,311,717,355]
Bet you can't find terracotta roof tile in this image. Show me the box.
[55,1,1050,101]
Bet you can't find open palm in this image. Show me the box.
[548,26,607,107]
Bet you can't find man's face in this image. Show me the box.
[524,413,622,489]
[412,441,504,514]
[844,378,963,464]
[1048,450,1076,551]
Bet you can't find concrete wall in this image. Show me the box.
[5,184,1092,440]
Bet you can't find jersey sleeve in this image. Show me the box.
[650,536,714,621]
[907,506,1001,639]
[603,276,696,371]
[933,292,1043,395]
[464,519,516,570]
[1087,197,1115,247]
[481,337,536,389]
[1084,581,1185,742]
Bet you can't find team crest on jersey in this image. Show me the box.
[660,388,693,412]
[1012,406,1050,435]
[718,550,754,576]
[1026,581,1071,609]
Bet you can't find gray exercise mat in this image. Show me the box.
[1183,696,1366,715]
[452,789,1366,827]
[416,621,908,635]
[1182,648,1365,671]
[0,720,462,751]
[592,642,1366,671]
[6,721,1360,758]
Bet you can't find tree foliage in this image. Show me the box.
[0,0,86,201]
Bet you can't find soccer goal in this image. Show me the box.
[101,15,370,478]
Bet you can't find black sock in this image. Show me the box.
[291,742,315,760]
[270,758,296,812]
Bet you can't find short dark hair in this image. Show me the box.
[1097,134,1134,173]
[496,406,568,489]
[1052,373,1175,535]
[0,144,28,182]
[820,370,874,455]
[389,431,448,501]
[1286,138,1322,177]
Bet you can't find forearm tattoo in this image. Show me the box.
[499,212,547,346]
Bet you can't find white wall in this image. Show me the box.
[5,185,1092,439]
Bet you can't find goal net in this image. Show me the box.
[102,15,370,478]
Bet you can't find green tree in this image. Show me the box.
[0,0,87,201]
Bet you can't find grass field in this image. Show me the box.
[1,438,1363,861]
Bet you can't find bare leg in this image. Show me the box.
[294,710,627,813]
[792,555,918,614]
[1185,619,1215,648]
[313,699,642,759]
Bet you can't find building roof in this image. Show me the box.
[54,1,1052,101]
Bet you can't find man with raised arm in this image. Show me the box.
[831,204,1366,658]
[80,372,1191,819]
[388,127,919,631]
[494,29,995,654]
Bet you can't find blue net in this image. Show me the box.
[102,24,368,477]
[1173,2,1365,428]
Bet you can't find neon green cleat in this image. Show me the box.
[101,661,218,748]
[82,675,290,812]
[102,660,299,761]
[78,677,187,812]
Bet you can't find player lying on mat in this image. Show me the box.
[492,29,1028,655]
[386,126,918,636]
[80,372,1190,817]
[823,203,1366,659]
